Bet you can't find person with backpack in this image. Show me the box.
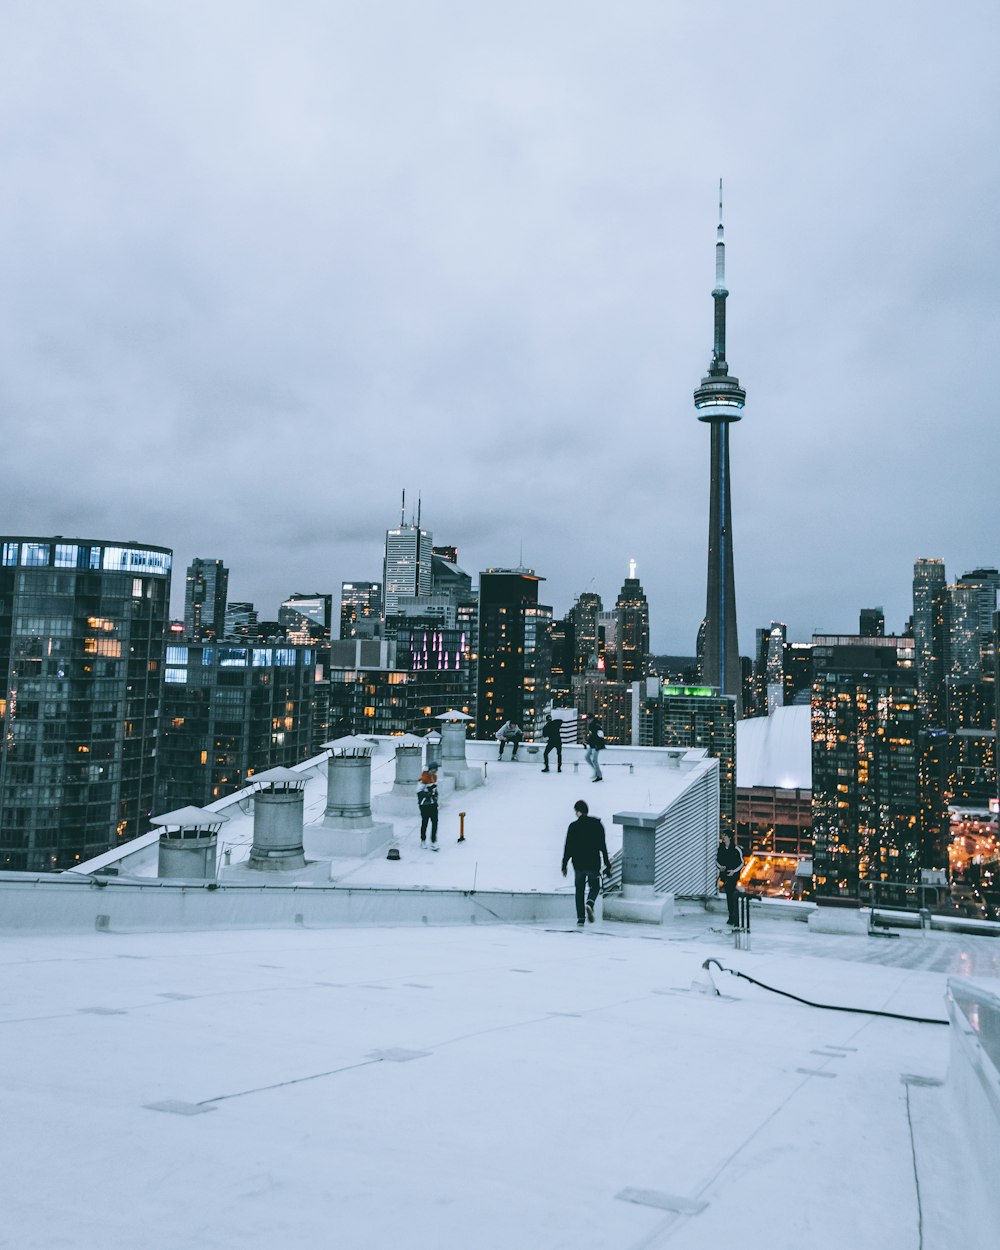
[417,766,440,850]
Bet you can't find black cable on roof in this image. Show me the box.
[701,958,948,1026]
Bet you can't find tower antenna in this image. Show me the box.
[693,180,747,715]
[400,489,406,527]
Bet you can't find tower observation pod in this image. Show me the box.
[693,181,746,716]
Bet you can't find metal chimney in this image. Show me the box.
[433,711,483,790]
[309,737,393,857]
[248,768,307,871]
[151,806,227,880]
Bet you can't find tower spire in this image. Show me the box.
[693,182,747,715]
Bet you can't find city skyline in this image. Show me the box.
[2,5,998,651]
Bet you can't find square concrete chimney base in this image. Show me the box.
[304,821,394,858]
[807,907,869,935]
[602,884,674,925]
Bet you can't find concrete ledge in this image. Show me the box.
[603,885,674,925]
[947,977,1000,1231]
[808,906,869,935]
[0,874,574,933]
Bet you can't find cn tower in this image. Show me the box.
[693,183,745,715]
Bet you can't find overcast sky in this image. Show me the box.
[2,2,998,652]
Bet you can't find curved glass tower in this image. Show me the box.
[0,537,171,869]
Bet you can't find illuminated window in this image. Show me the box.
[22,543,50,567]
[55,544,80,568]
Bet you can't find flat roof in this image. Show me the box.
[1,912,996,1250]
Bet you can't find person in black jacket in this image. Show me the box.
[541,715,563,773]
[716,830,744,925]
[561,799,612,926]
[417,767,439,849]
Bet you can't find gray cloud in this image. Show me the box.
[1,1,998,649]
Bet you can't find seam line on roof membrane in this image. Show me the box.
[616,1189,707,1215]
[197,1056,386,1106]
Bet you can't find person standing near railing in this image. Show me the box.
[717,830,744,926]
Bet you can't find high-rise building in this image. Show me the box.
[157,640,316,810]
[766,623,786,715]
[632,678,736,837]
[811,642,923,898]
[548,617,576,704]
[321,639,410,738]
[567,591,602,673]
[391,619,477,732]
[0,536,172,869]
[572,672,631,746]
[782,643,814,707]
[859,607,885,638]
[614,562,650,684]
[912,558,948,723]
[340,581,382,640]
[957,568,1000,639]
[693,185,746,716]
[279,593,332,642]
[750,622,786,717]
[476,568,552,740]
[224,601,259,641]
[947,582,984,683]
[382,504,432,617]
[183,558,229,640]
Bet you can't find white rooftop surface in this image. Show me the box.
[78,739,716,892]
[3,913,997,1250]
[20,732,996,1249]
[735,705,812,790]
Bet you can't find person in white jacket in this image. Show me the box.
[495,720,522,760]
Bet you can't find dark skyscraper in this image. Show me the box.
[613,561,650,684]
[693,184,745,717]
[340,581,382,640]
[811,642,925,898]
[184,557,229,640]
[912,558,948,724]
[476,568,552,739]
[859,607,885,638]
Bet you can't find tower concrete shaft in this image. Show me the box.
[693,183,745,716]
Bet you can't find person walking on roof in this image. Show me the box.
[585,719,606,782]
[417,767,440,850]
[717,830,744,925]
[541,714,563,773]
[561,799,612,926]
